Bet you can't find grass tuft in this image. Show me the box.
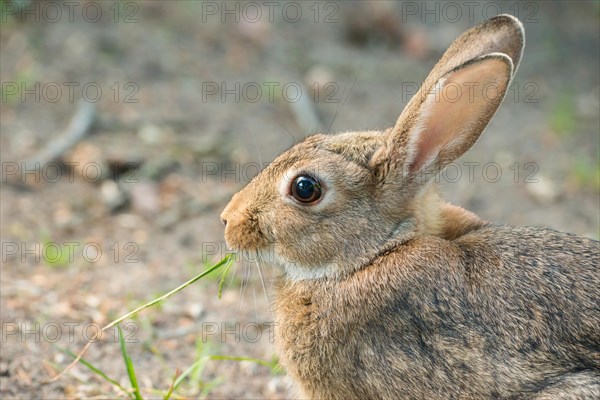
[50,253,280,398]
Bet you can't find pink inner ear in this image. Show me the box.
[409,58,511,174]
[410,98,465,173]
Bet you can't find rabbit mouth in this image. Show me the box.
[222,211,271,252]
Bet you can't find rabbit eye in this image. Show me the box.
[291,175,322,204]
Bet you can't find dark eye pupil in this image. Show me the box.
[296,179,313,197]
[292,176,322,203]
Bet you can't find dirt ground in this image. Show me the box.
[1,1,598,399]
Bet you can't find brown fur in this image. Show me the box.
[273,227,599,399]
[221,15,600,399]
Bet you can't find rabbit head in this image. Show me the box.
[221,15,525,280]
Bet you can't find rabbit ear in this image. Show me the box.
[422,14,524,84]
[402,54,513,176]
[371,15,523,182]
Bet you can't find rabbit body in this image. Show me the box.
[274,224,599,399]
[221,15,600,399]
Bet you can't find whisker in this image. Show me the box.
[228,261,239,286]
[274,120,301,147]
[239,250,251,311]
[242,250,259,322]
[252,281,259,322]
[327,64,363,134]
[256,254,275,321]
[251,131,264,166]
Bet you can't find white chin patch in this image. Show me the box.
[260,248,335,281]
[282,262,335,281]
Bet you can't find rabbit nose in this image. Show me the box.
[220,209,230,226]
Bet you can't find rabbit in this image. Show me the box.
[220,15,600,400]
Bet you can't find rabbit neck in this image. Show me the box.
[411,182,485,241]
[412,182,444,238]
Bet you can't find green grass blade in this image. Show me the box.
[170,357,205,392]
[55,345,133,399]
[217,257,234,299]
[170,340,212,393]
[119,324,143,400]
[198,377,223,398]
[103,254,233,332]
[162,368,181,400]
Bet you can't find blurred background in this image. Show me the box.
[1,1,598,398]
